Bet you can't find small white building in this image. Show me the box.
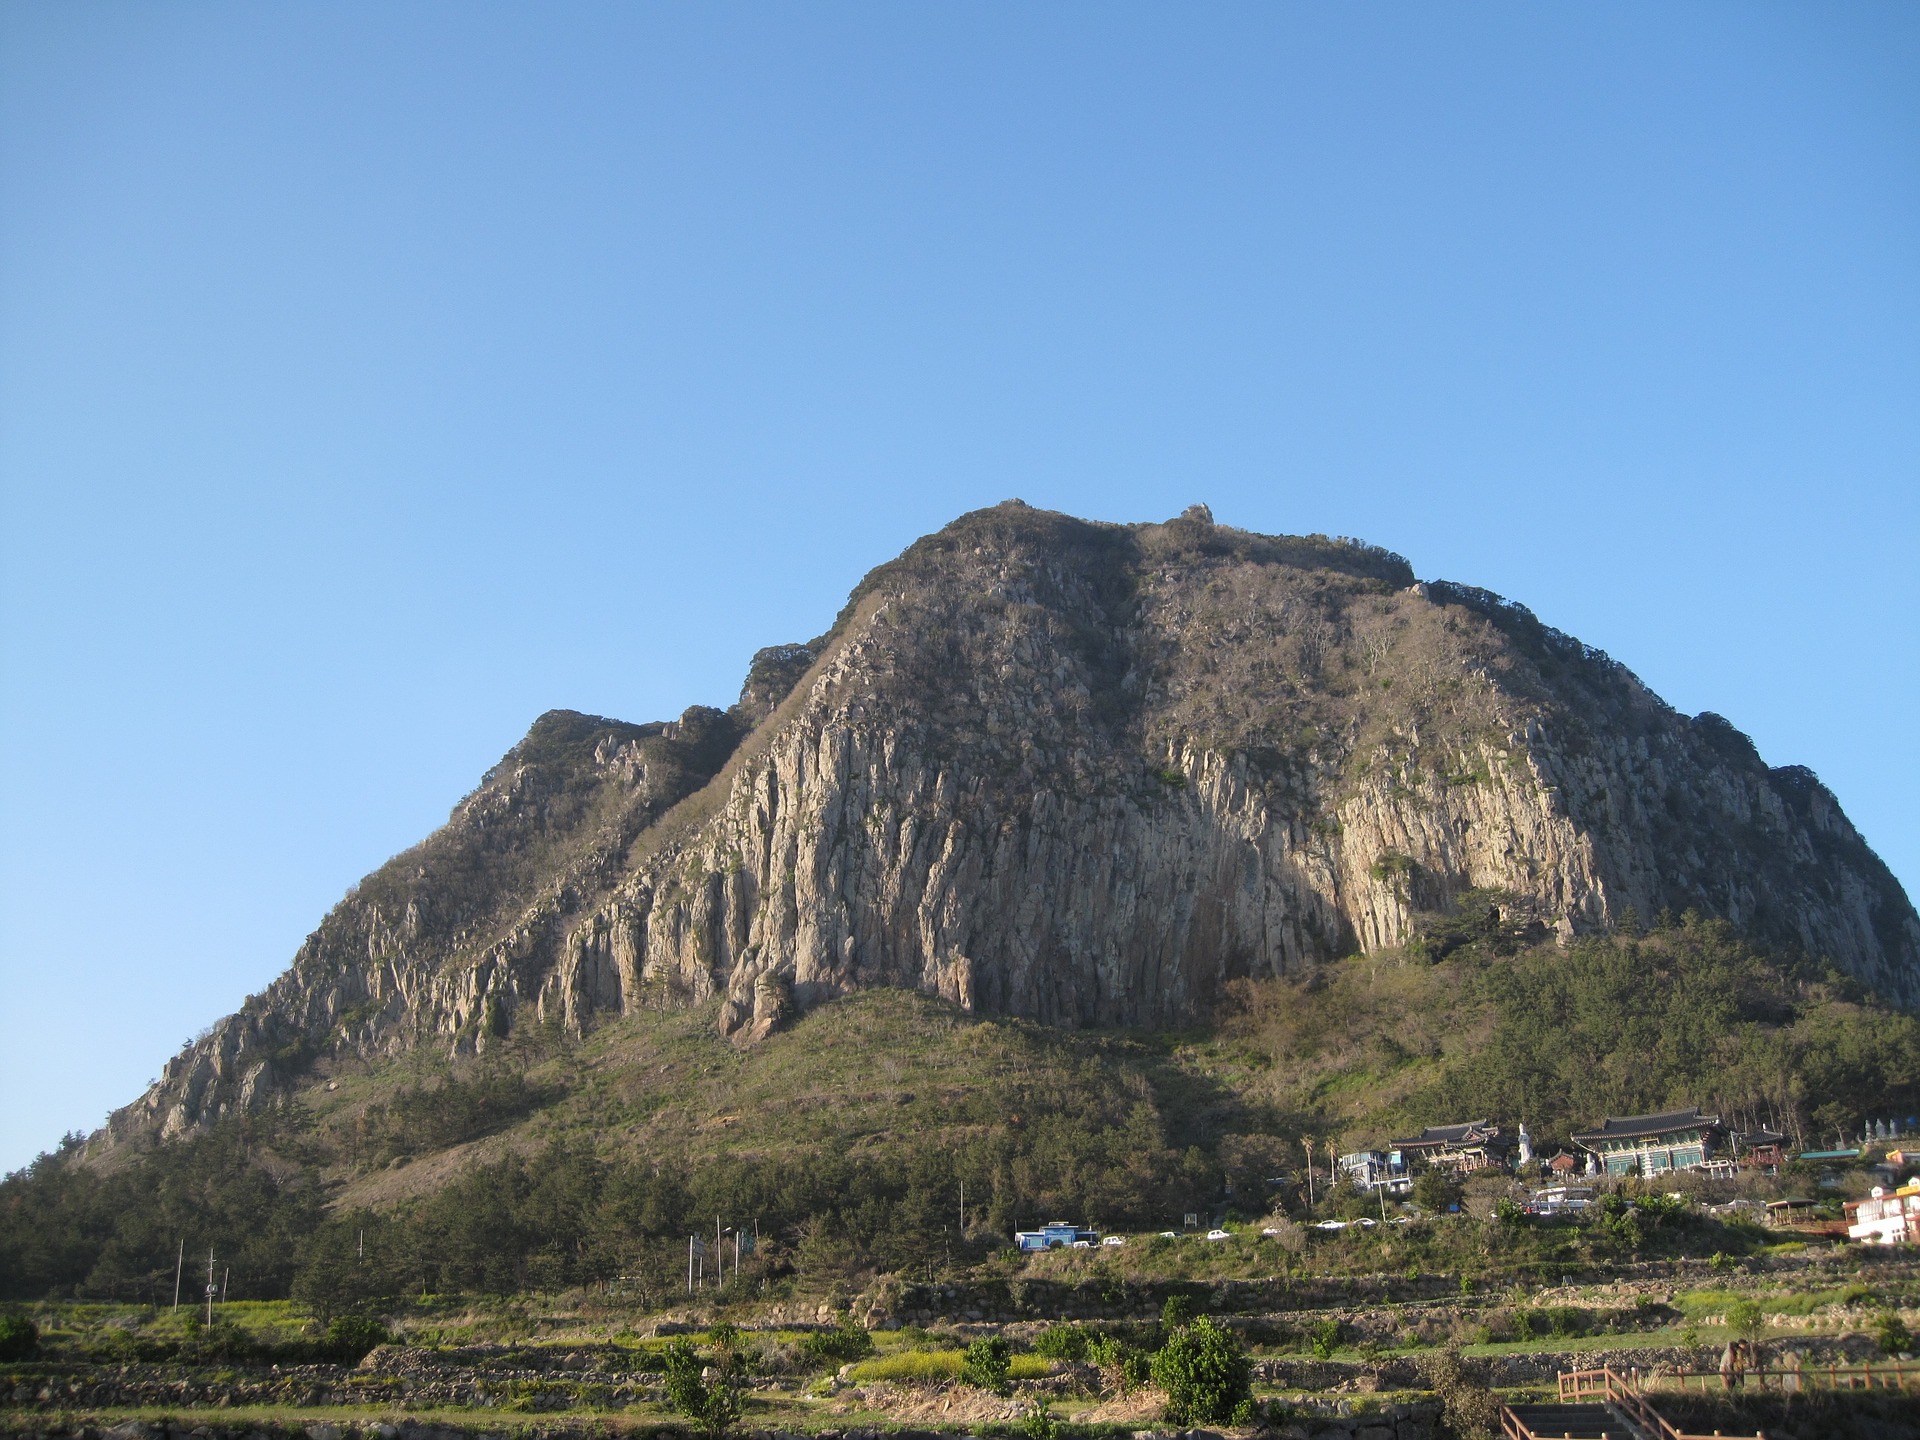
[1337,1149,1410,1195]
[1846,1183,1920,1245]
[1524,1185,1595,1217]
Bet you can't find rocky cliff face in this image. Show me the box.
[104,502,1920,1147]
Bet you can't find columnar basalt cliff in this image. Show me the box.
[106,503,1920,1146]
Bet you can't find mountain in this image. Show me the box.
[102,502,1920,1152]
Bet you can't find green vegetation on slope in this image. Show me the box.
[1217,911,1920,1153]
[5,919,1917,1308]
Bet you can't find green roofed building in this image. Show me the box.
[1571,1108,1726,1178]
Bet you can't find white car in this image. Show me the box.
[1101,1235,1126,1246]
[1158,1230,1179,1238]
[1205,1228,1233,1241]
[1312,1219,1348,1231]
[1071,1239,1094,1248]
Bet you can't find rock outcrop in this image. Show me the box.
[101,503,1920,1147]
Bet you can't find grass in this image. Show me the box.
[1673,1285,1873,1318]
[846,1351,1053,1383]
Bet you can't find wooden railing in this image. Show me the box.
[1505,1359,1917,1440]
[1638,1359,1918,1395]
[1559,1366,1707,1440]
[1532,1366,1766,1440]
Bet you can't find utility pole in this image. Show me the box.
[204,1248,217,1327]
[958,1180,965,1239]
[172,1238,184,1310]
[1304,1139,1315,1208]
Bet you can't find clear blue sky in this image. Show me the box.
[2,3,1915,1172]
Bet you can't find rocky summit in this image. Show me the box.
[111,502,1920,1147]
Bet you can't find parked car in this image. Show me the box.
[1205,1228,1233,1241]
[1101,1235,1126,1246]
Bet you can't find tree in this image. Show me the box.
[960,1335,1012,1396]
[1417,1349,1501,1440]
[1150,1316,1253,1426]
[0,1314,37,1361]
[1412,1170,1462,1214]
[661,1338,743,1438]
[1086,1334,1151,1395]
[1726,1298,1766,1360]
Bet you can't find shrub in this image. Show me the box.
[1308,1318,1342,1359]
[961,1335,1013,1395]
[1151,1316,1253,1426]
[0,1314,36,1361]
[323,1314,389,1362]
[1031,1323,1090,1361]
[1874,1312,1912,1356]
[799,1319,875,1365]
[1162,1293,1195,1328]
[661,1338,742,1438]
[1022,1399,1060,1440]
[1544,1306,1587,1340]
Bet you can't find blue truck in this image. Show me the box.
[1015,1221,1100,1251]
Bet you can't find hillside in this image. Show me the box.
[8,914,1919,1306]
[94,502,1920,1158]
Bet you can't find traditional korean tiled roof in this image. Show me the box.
[1392,1120,1500,1149]
[1571,1108,1722,1144]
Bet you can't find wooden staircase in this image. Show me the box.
[1498,1367,1768,1440]
[1498,1400,1623,1438]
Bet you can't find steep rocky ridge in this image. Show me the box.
[101,502,1920,1149]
